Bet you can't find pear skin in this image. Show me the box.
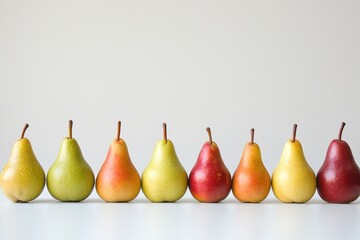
[96,121,141,202]
[0,124,45,202]
[232,129,270,203]
[141,123,188,202]
[47,120,94,202]
[189,128,232,203]
[317,122,360,203]
[272,124,316,203]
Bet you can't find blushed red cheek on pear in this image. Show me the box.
[189,127,232,203]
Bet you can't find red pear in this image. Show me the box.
[189,127,231,203]
[317,122,360,203]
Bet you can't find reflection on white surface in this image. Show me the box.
[0,194,359,240]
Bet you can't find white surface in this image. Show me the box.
[1,1,360,240]
[1,193,360,240]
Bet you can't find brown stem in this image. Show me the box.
[163,122,167,142]
[68,120,73,139]
[250,128,255,144]
[21,123,29,139]
[292,124,297,142]
[117,121,121,141]
[338,122,346,141]
[206,127,213,145]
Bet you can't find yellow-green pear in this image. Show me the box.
[272,124,316,203]
[141,123,188,202]
[0,124,45,202]
[47,120,94,202]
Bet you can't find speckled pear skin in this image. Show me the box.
[189,141,232,203]
[272,140,316,203]
[96,139,141,202]
[0,138,45,202]
[317,139,360,203]
[47,138,95,202]
[141,139,188,202]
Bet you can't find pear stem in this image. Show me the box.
[250,128,255,144]
[68,120,73,139]
[20,123,29,139]
[338,122,346,141]
[163,122,167,142]
[292,124,297,142]
[206,127,213,145]
[117,121,121,141]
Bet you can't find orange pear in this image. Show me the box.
[232,129,270,203]
[96,121,141,202]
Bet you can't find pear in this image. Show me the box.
[317,122,360,203]
[96,121,141,202]
[232,129,271,203]
[141,123,188,202]
[189,127,232,203]
[47,120,94,202]
[272,124,316,203]
[0,124,45,202]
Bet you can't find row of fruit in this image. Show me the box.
[1,121,359,204]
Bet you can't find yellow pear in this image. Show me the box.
[0,124,45,202]
[141,123,188,202]
[272,124,316,203]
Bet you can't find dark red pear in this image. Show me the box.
[317,122,360,203]
[189,127,232,203]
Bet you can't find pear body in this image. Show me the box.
[189,142,231,203]
[141,140,188,202]
[96,139,141,202]
[232,143,270,203]
[47,138,94,202]
[272,140,316,203]
[317,139,360,203]
[0,138,45,202]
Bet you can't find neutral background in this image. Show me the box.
[0,0,360,239]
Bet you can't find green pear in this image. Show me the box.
[272,124,316,203]
[47,120,94,202]
[141,123,188,202]
[0,124,45,202]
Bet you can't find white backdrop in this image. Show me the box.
[1,0,360,201]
